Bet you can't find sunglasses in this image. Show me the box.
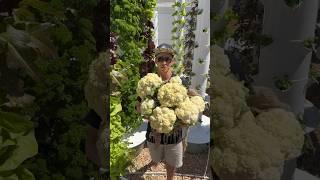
[156,56,173,63]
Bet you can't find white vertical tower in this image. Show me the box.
[255,1,319,180]
[153,10,159,47]
[155,0,175,45]
[190,0,210,97]
[255,0,318,115]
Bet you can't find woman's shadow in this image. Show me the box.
[127,161,159,180]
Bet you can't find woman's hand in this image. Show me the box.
[187,89,199,96]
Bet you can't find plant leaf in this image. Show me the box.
[19,0,65,19]
[0,111,34,134]
[0,130,37,172]
[4,40,39,81]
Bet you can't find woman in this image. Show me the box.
[137,43,197,180]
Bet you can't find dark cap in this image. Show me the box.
[155,43,174,57]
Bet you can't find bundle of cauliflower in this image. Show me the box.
[211,45,305,180]
[136,73,206,133]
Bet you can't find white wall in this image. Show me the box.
[155,1,175,46]
[155,0,192,46]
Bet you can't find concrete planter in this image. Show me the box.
[123,121,148,157]
[186,115,210,154]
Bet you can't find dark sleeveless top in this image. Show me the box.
[145,74,188,144]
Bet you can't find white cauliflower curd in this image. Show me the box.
[149,107,177,133]
[190,96,206,112]
[136,73,163,99]
[140,98,155,116]
[255,108,305,159]
[212,111,285,180]
[212,45,231,76]
[210,47,305,180]
[157,82,188,107]
[169,76,182,84]
[175,99,199,125]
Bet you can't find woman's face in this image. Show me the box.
[155,53,174,73]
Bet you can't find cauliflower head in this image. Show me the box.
[211,63,305,180]
[212,111,285,180]
[190,96,206,112]
[212,97,235,129]
[175,99,199,125]
[157,82,188,107]
[213,73,248,101]
[213,74,249,118]
[255,108,305,159]
[212,45,231,76]
[141,98,155,116]
[149,107,177,134]
[169,76,182,84]
[137,73,163,99]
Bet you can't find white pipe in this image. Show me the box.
[255,0,318,115]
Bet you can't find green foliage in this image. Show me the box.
[110,0,157,178]
[111,0,157,130]
[212,9,238,45]
[183,0,201,87]
[309,65,320,84]
[110,96,131,179]
[0,111,37,180]
[303,38,316,49]
[273,75,293,91]
[284,0,303,8]
[0,23,57,83]
[171,1,189,75]
[255,34,273,47]
[0,0,104,179]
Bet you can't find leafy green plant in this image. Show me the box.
[273,75,293,91]
[110,96,131,179]
[183,0,202,87]
[0,110,37,180]
[110,0,157,178]
[0,22,57,95]
[111,0,155,130]
[303,38,316,49]
[309,63,320,83]
[284,0,303,8]
[0,0,107,179]
[212,9,238,45]
[226,0,264,93]
[0,6,58,180]
[171,1,189,75]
